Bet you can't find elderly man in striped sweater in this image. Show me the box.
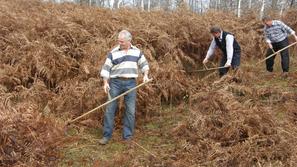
[99,30,150,145]
[262,16,297,77]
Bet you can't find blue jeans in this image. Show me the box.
[103,78,136,140]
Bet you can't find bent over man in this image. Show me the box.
[203,26,241,77]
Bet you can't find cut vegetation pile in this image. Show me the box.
[0,0,297,166]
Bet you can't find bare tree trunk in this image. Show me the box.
[206,0,210,10]
[200,0,203,13]
[271,0,278,10]
[189,0,193,10]
[107,0,111,8]
[279,0,285,16]
[117,0,121,8]
[260,0,266,19]
[148,0,151,11]
[237,0,242,17]
[230,0,235,13]
[159,0,161,9]
[141,0,144,11]
[290,0,295,7]
[113,0,118,9]
[249,0,252,8]
[100,0,105,7]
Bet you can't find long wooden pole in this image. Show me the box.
[67,79,153,124]
[190,66,228,72]
[256,42,297,65]
[131,140,157,158]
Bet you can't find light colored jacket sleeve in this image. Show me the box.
[205,38,216,60]
[100,53,114,80]
[225,34,234,66]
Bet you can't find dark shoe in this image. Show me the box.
[99,137,109,145]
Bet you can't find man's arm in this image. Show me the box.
[277,20,295,35]
[205,38,216,60]
[100,53,113,80]
[276,20,297,42]
[138,52,150,82]
[100,53,113,93]
[225,34,234,67]
[263,28,273,49]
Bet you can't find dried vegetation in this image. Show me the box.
[1,0,297,166]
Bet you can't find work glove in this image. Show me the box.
[103,83,110,93]
[203,58,208,64]
[143,74,149,83]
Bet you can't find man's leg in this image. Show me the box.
[122,79,136,140]
[265,48,276,72]
[102,79,121,140]
[279,38,290,72]
[219,55,229,77]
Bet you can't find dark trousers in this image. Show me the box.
[266,38,289,72]
[219,51,241,77]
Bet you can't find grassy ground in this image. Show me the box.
[58,55,297,166]
[59,106,187,167]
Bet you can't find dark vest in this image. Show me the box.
[214,31,241,55]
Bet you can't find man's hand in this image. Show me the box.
[103,80,110,93]
[203,58,208,64]
[224,60,231,67]
[294,35,297,42]
[143,74,149,83]
[268,43,273,49]
[224,62,231,68]
[143,71,150,83]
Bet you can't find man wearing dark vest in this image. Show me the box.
[203,26,241,77]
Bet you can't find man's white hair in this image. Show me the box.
[118,30,132,41]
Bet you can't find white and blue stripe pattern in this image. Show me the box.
[264,20,295,43]
[100,45,149,80]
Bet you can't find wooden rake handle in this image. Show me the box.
[256,42,297,65]
[67,79,153,124]
[190,66,228,72]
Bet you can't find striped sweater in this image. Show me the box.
[264,20,295,43]
[100,45,149,80]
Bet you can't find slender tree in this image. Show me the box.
[237,0,242,17]
[260,0,266,19]
[290,0,295,7]
[249,0,252,8]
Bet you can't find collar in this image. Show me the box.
[220,31,223,39]
[118,45,134,51]
[266,20,276,28]
[271,20,277,26]
[214,31,223,40]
